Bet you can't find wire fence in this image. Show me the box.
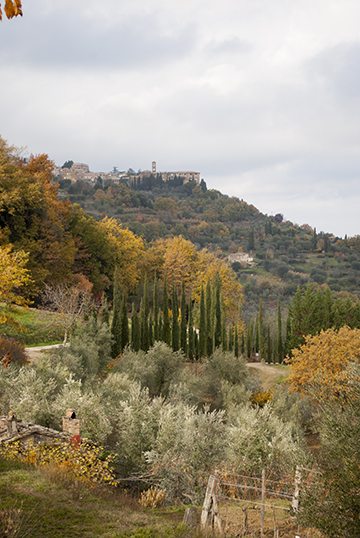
[200,467,321,538]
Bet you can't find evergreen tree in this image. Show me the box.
[139,298,147,351]
[284,314,292,357]
[153,274,159,341]
[111,267,122,358]
[199,284,206,358]
[162,277,171,345]
[131,303,137,350]
[277,294,283,362]
[228,325,233,352]
[255,316,259,354]
[246,323,251,358]
[206,278,213,355]
[142,276,150,349]
[158,313,163,342]
[234,324,239,358]
[148,312,154,348]
[272,338,277,364]
[241,332,245,355]
[120,294,129,351]
[188,298,194,360]
[180,280,187,355]
[248,229,255,251]
[171,282,179,352]
[194,330,199,360]
[259,298,264,359]
[214,272,222,349]
[267,325,272,364]
[100,296,110,325]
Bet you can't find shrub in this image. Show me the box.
[0,335,28,365]
[139,487,166,509]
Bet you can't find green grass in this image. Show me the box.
[0,457,194,538]
[0,306,65,346]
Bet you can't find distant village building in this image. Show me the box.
[227,252,255,266]
[53,161,200,186]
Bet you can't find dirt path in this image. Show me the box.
[25,344,67,362]
[246,361,290,390]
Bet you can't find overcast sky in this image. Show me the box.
[1,0,360,238]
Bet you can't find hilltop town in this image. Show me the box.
[53,160,200,186]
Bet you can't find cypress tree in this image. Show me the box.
[234,325,239,358]
[162,277,171,345]
[248,229,255,251]
[272,337,277,364]
[277,294,283,362]
[241,332,245,355]
[111,267,122,358]
[120,294,129,351]
[214,272,222,349]
[148,312,154,348]
[199,284,206,358]
[131,303,137,349]
[158,313,163,342]
[139,298,146,351]
[221,292,227,351]
[188,298,194,360]
[289,286,304,351]
[101,296,110,325]
[255,316,259,354]
[194,330,199,360]
[324,287,333,330]
[142,276,149,350]
[206,278,213,355]
[180,280,187,355]
[246,323,251,358]
[171,282,179,352]
[284,314,292,357]
[153,274,159,341]
[228,325,233,352]
[259,298,264,359]
[267,325,272,364]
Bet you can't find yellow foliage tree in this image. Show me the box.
[0,243,32,323]
[97,217,144,292]
[287,325,360,401]
[0,0,22,20]
[142,236,243,322]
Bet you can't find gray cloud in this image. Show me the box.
[0,9,197,70]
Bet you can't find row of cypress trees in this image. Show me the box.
[246,285,360,364]
[110,270,243,360]
[111,267,360,362]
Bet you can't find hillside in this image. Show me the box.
[57,175,360,319]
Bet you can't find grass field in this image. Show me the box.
[0,305,64,346]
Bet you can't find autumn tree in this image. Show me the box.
[298,364,360,538]
[41,280,92,345]
[287,325,360,401]
[0,0,22,20]
[0,139,76,295]
[0,243,32,324]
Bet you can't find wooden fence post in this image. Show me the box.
[292,465,302,513]
[200,470,224,535]
[260,469,266,536]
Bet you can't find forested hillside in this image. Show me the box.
[55,165,360,321]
